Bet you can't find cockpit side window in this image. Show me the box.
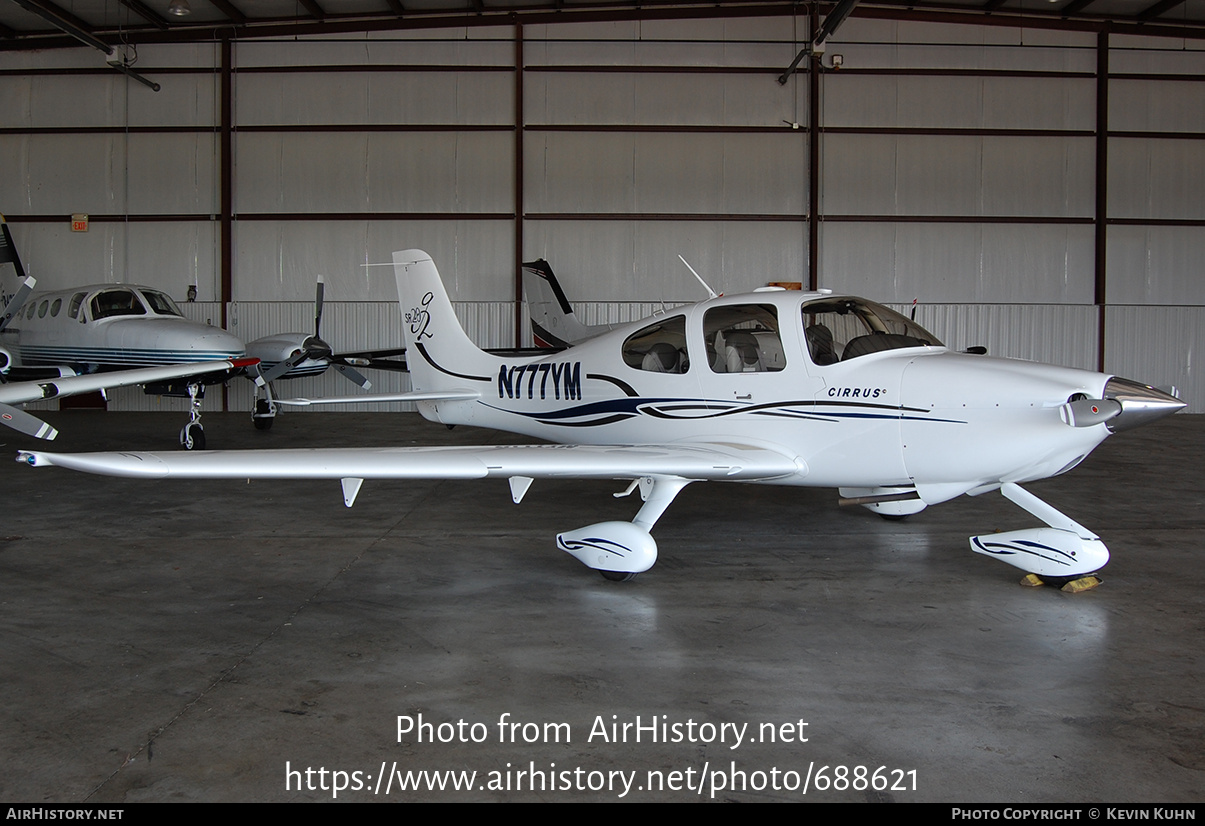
[622,315,689,374]
[91,289,147,320]
[68,293,85,319]
[704,304,786,373]
[142,290,183,317]
[802,298,942,365]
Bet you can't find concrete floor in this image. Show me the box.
[1,410,1201,803]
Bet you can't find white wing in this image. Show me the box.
[0,359,253,441]
[19,441,802,487]
[0,359,247,407]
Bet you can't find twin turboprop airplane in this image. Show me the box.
[0,216,380,447]
[18,249,1186,586]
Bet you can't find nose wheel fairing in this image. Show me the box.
[970,483,1110,578]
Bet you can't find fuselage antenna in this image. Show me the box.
[678,255,718,299]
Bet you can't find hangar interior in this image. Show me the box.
[1,0,1203,805]
[1,3,1202,413]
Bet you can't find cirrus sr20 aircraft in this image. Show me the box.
[18,249,1185,588]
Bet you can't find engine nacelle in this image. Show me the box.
[0,346,11,375]
[970,528,1110,578]
[557,521,658,574]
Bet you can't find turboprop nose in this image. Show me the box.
[1102,377,1186,432]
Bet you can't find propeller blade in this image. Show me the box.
[314,275,325,339]
[260,349,309,383]
[333,363,372,390]
[0,276,36,333]
[0,401,58,440]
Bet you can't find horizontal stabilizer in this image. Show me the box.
[276,388,480,407]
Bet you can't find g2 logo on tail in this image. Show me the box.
[406,291,434,341]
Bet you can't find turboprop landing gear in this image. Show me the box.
[252,383,277,431]
[179,382,205,450]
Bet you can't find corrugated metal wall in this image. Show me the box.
[1,19,1201,412]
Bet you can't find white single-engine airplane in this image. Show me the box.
[18,249,1185,586]
[0,215,384,447]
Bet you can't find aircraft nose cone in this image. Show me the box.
[1103,377,1186,432]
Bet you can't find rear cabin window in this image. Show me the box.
[703,304,786,373]
[802,298,942,366]
[622,315,689,374]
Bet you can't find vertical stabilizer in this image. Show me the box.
[0,215,35,331]
[392,249,499,394]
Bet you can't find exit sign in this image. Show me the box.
[71,214,89,232]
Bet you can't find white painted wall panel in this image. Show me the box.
[235,71,512,126]
[1107,36,1205,74]
[1106,305,1202,413]
[1108,138,1205,220]
[0,47,113,71]
[819,222,1094,303]
[822,74,1094,130]
[526,132,805,214]
[523,17,800,67]
[1,132,215,216]
[234,33,513,69]
[124,222,219,301]
[523,219,806,300]
[822,134,1093,217]
[899,303,1098,371]
[232,219,514,302]
[0,134,122,214]
[1110,79,1205,133]
[234,131,512,214]
[126,133,217,214]
[1106,226,1205,305]
[526,72,804,127]
[525,132,635,213]
[825,43,1096,73]
[0,72,213,130]
[3,221,219,301]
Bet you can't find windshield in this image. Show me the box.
[142,289,183,317]
[802,298,942,365]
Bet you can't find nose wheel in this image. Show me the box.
[252,384,277,431]
[179,382,206,450]
[180,421,205,450]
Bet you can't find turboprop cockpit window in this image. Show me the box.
[704,304,786,373]
[91,289,147,319]
[622,315,689,373]
[142,290,183,317]
[802,298,941,366]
